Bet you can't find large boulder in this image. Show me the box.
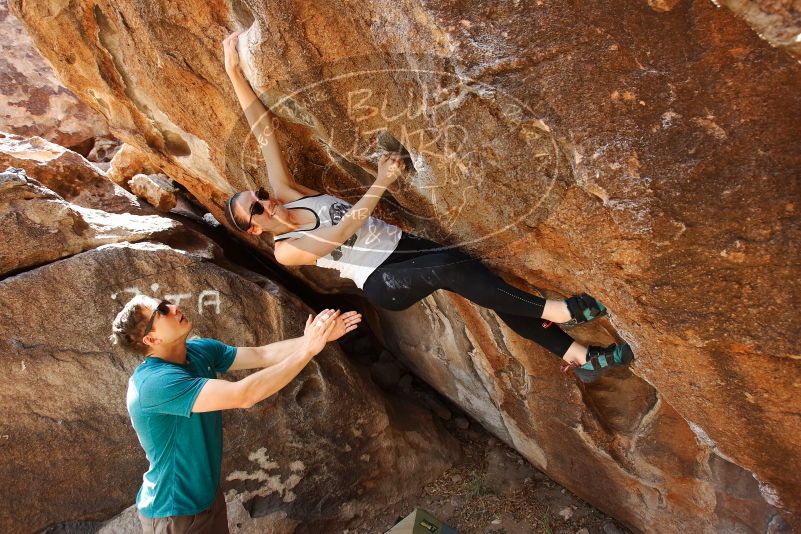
[0,167,178,276]
[10,0,801,531]
[0,132,149,214]
[0,240,456,534]
[0,0,108,148]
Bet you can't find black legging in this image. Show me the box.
[362,233,575,357]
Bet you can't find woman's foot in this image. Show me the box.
[566,343,634,383]
[562,293,607,327]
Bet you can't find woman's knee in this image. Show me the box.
[363,271,415,311]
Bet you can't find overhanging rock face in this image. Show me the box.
[10,0,801,531]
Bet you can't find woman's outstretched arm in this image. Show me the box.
[223,31,318,202]
[274,154,405,266]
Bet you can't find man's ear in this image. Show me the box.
[248,224,263,236]
[142,334,160,347]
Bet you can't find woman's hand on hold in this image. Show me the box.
[376,153,406,187]
[223,31,243,78]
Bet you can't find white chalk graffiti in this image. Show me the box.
[111,287,222,315]
[197,290,221,315]
[225,447,305,504]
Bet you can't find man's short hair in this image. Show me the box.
[109,295,156,354]
[224,192,250,232]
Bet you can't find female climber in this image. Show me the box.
[221,32,632,383]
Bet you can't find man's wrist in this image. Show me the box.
[300,337,318,359]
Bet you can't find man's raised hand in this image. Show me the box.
[302,309,340,356]
[327,310,362,341]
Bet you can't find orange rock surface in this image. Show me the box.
[10,0,800,531]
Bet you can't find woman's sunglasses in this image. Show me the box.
[144,300,172,336]
[226,187,271,232]
[244,187,270,231]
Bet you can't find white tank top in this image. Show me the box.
[274,194,402,289]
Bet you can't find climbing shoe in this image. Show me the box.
[568,342,634,384]
[562,293,607,327]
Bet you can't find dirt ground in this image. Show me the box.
[331,324,634,534]
[343,411,632,534]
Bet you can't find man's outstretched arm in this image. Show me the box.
[223,31,317,202]
[228,310,362,371]
[191,309,339,412]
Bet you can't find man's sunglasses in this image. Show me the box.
[144,300,172,336]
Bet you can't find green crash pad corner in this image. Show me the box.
[385,508,459,534]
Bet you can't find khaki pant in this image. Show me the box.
[138,489,229,534]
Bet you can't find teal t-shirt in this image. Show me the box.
[126,337,238,518]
